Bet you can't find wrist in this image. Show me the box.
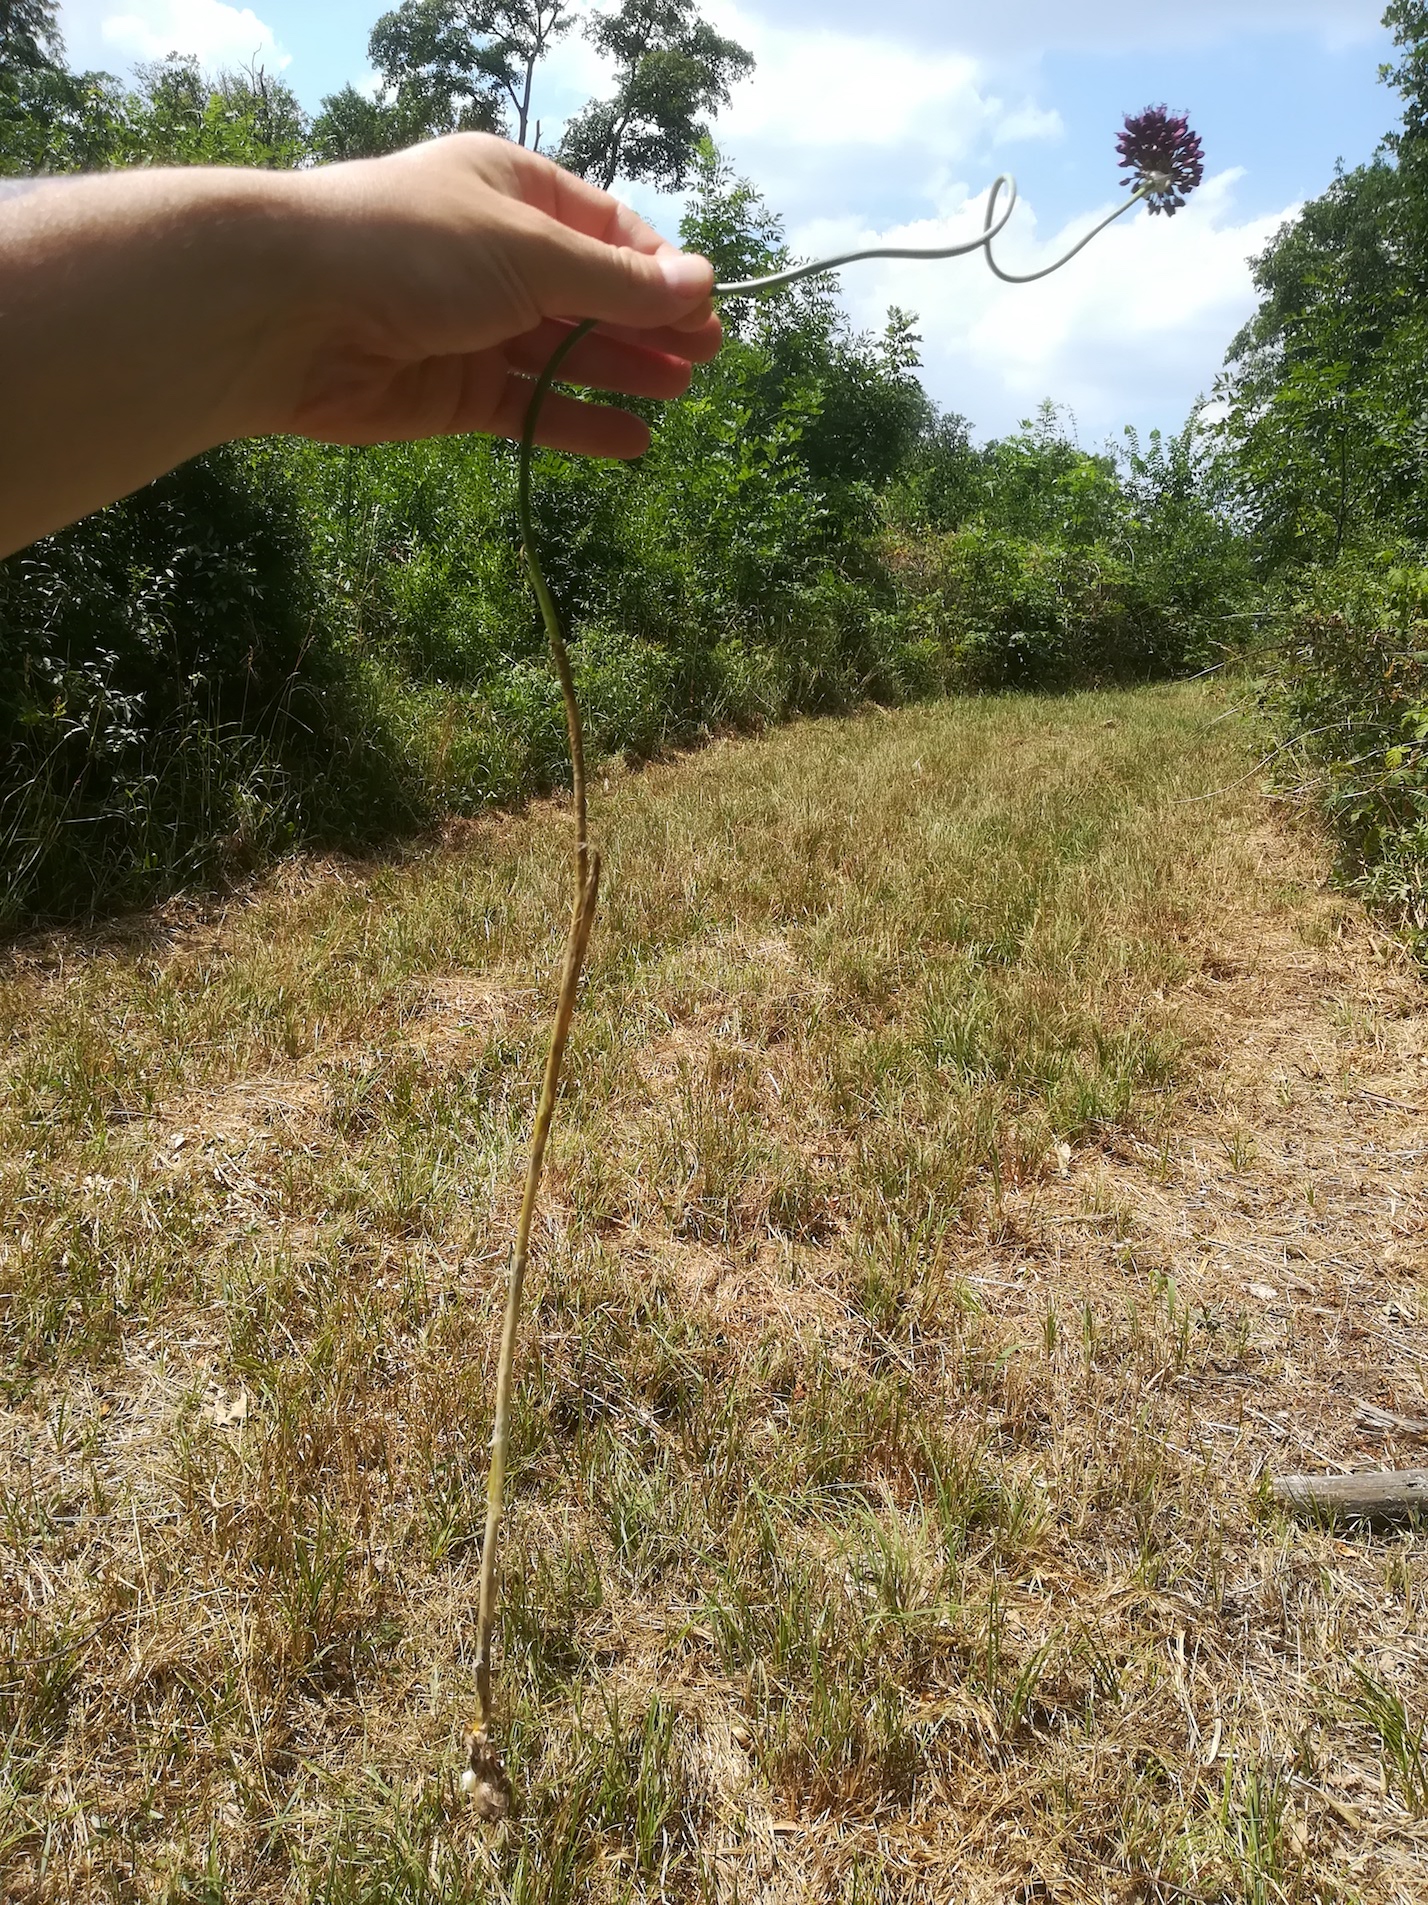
[143,166,324,441]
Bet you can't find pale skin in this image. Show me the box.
[0,132,721,561]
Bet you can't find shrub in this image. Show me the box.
[887,530,1163,688]
[0,444,413,924]
[1260,558,1428,943]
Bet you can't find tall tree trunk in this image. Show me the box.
[517,51,535,144]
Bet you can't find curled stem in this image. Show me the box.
[713,175,1150,297]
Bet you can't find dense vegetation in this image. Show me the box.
[1217,0,1428,941]
[4,0,1427,944]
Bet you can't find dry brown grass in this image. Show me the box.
[3,681,1427,1904]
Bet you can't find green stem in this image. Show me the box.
[469,317,601,1758]
[713,176,1150,297]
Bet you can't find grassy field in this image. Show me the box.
[4,680,1428,1903]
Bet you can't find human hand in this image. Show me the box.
[280,133,722,457]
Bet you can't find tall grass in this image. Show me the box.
[1258,556,1428,949]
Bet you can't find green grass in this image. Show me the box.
[2,680,1424,1902]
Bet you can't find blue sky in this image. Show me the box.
[57,0,1395,444]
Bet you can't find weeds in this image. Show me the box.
[1350,1664,1428,1813]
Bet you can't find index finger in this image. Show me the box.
[481,139,671,256]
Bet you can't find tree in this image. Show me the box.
[1385,0,1428,168]
[0,0,124,177]
[677,147,930,502]
[116,56,309,168]
[0,0,62,79]
[973,404,1123,548]
[323,0,749,181]
[310,83,409,161]
[1216,152,1428,561]
[2,41,310,177]
[1215,0,1428,564]
[677,136,786,338]
[317,0,578,156]
[486,0,574,148]
[892,410,982,532]
[558,0,751,190]
[366,0,509,141]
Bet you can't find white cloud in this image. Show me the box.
[99,0,288,70]
[959,0,1380,55]
[813,171,1294,443]
[684,0,1065,243]
[993,105,1064,148]
[722,31,1033,157]
[733,0,1382,58]
[711,2,1058,165]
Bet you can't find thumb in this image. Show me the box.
[516,217,715,330]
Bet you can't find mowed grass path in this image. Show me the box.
[4,682,1427,1903]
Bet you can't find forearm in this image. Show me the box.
[0,137,719,561]
[0,168,311,559]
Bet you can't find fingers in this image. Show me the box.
[509,207,716,332]
[458,138,715,330]
[485,375,652,458]
[545,168,670,258]
[528,172,721,338]
[389,133,721,345]
[506,322,696,401]
[593,312,723,362]
[472,136,671,255]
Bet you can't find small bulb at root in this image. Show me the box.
[461,1728,513,1821]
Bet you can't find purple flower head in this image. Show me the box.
[1116,106,1204,216]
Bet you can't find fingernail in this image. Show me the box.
[659,251,713,297]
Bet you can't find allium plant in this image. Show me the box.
[462,107,1205,1812]
[1117,105,1206,216]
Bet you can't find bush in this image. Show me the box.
[887,529,1174,688]
[0,444,421,925]
[885,408,1252,689]
[1260,559,1428,942]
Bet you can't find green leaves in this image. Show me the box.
[313,0,751,179]
[1259,558,1428,939]
[1216,33,1428,565]
[0,51,309,173]
[360,0,514,146]
[557,0,752,190]
[0,0,62,82]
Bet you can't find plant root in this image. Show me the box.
[461,1727,514,1822]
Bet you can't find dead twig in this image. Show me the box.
[1355,1401,1428,1440]
[1272,1468,1428,1522]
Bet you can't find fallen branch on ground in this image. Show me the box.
[1273,1468,1428,1522]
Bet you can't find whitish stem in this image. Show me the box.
[713,176,1150,296]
